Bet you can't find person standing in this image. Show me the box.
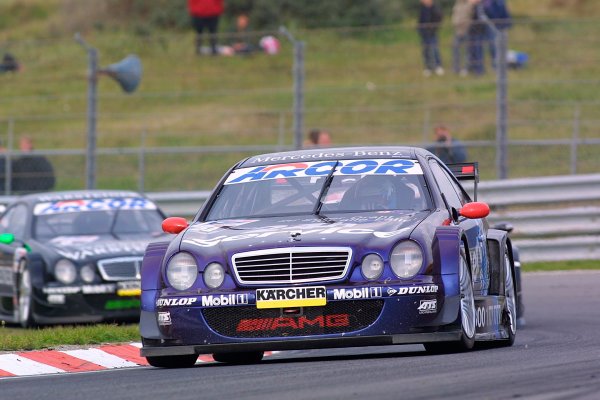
[452,0,477,76]
[483,0,512,69]
[188,0,224,56]
[417,0,444,77]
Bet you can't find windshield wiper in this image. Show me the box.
[313,161,339,216]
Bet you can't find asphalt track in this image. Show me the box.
[2,271,599,400]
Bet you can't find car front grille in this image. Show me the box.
[231,247,352,285]
[202,300,383,338]
[97,257,142,281]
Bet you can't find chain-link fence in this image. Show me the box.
[1,19,599,194]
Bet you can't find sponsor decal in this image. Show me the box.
[42,284,117,295]
[236,314,350,332]
[55,241,148,262]
[332,287,382,300]
[417,299,437,314]
[105,299,141,310]
[157,311,172,326]
[476,304,502,328]
[246,150,411,165]
[47,294,66,304]
[34,197,157,215]
[201,294,249,307]
[117,281,141,297]
[256,286,326,309]
[386,285,439,296]
[225,159,423,185]
[184,223,410,248]
[156,297,198,307]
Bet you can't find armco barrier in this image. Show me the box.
[0,174,598,263]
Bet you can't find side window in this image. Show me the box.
[0,204,29,237]
[429,161,464,209]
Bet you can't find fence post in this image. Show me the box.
[278,111,285,150]
[139,129,146,192]
[75,34,98,190]
[571,103,580,174]
[422,105,431,144]
[279,27,305,150]
[5,119,14,195]
[478,6,509,179]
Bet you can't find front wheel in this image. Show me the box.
[425,248,475,353]
[146,354,198,368]
[212,351,264,364]
[17,262,37,328]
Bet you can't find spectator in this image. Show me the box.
[188,0,224,56]
[12,136,56,193]
[231,13,255,55]
[0,53,20,73]
[467,0,486,75]
[304,129,332,148]
[483,0,512,68]
[452,0,477,76]
[428,125,468,164]
[417,0,444,77]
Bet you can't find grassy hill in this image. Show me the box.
[1,0,599,191]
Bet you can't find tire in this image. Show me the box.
[212,351,264,364]
[17,262,37,328]
[499,250,517,346]
[146,354,198,368]
[425,247,475,353]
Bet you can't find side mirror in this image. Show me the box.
[459,202,490,219]
[0,233,15,245]
[162,217,189,234]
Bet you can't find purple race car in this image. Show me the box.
[140,147,518,367]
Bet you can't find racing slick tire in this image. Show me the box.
[212,351,264,364]
[498,250,517,346]
[17,262,37,328]
[425,248,476,354]
[146,354,198,368]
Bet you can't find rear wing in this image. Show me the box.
[447,162,479,201]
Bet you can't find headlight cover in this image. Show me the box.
[361,254,384,280]
[166,252,198,291]
[80,265,96,283]
[203,263,225,289]
[55,259,77,284]
[390,241,423,278]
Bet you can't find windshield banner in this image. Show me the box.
[34,197,157,215]
[225,159,423,185]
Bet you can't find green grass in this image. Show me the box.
[523,259,600,272]
[0,323,139,352]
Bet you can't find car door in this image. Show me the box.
[0,203,29,297]
[428,160,490,295]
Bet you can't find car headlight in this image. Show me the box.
[203,263,225,289]
[166,252,198,291]
[390,241,423,278]
[55,259,77,284]
[361,254,384,280]
[80,265,96,283]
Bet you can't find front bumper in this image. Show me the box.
[32,281,141,324]
[141,280,462,355]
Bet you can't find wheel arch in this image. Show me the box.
[486,229,513,296]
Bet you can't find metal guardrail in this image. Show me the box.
[1,174,598,263]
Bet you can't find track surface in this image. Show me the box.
[2,271,600,400]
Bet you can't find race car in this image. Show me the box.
[140,147,518,367]
[0,190,167,327]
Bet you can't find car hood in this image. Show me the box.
[44,235,152,263]
[180,211,430,257]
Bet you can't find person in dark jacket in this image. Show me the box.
[12,136,55,194]
[417,0,444,77]
[483,0,512,68]
[188,0,224,55]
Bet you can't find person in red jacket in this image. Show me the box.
[188,0,224,55]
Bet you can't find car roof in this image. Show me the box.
[238,146,432,168]
[17,190,146,205]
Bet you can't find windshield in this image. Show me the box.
[206,159,431,220]
[32,197,164,240]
